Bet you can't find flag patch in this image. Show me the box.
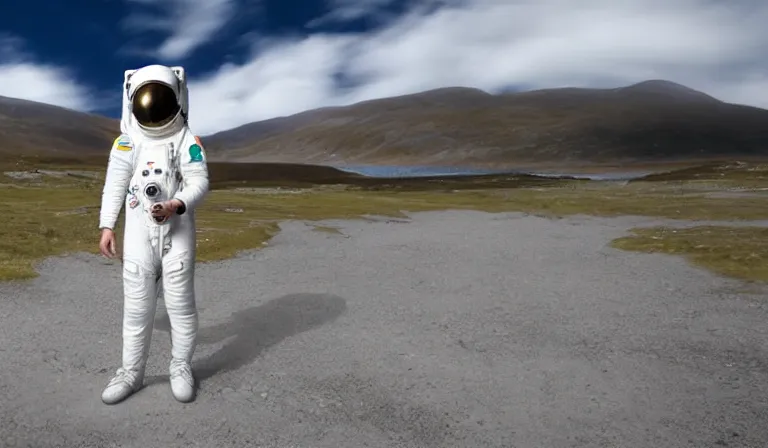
[113,136,133,151]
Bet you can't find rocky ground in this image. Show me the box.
[0,210,766,448]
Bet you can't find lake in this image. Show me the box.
[332,165,655,181]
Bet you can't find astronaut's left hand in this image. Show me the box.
[151,199,183,222]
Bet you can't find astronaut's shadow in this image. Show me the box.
[148,293,347,388]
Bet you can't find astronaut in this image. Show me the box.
[97,64,209,405]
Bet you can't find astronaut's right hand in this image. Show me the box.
[99,228,118,259]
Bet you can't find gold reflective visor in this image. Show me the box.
[131,82,181,128]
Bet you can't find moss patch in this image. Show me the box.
[610,226,768,283]
[1,161,766,282]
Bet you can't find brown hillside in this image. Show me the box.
[0,96,119,158]
[203,80,768,167]
[2,80,767,169]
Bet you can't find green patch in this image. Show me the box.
[0,159,767,282]
[189,144,203,162]
[610,226,768,283]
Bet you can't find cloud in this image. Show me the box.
[306,0,400,27]
[124,0,236,60]
[187,0,768,135]
[0,35,93,111]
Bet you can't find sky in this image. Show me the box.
[0,0,767,136]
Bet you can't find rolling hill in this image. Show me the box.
[203,80,768,168]
[1,80,768,170]
[0,95,118,159]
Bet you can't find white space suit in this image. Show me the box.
[98,64,209,404]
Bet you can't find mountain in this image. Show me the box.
[0,96,119,159]
[203,80,768,167]
[2,80,767,169]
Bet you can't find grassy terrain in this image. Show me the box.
[0,160,766,282]
[611,226,768,282]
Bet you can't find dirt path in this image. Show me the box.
[1,211,766,448]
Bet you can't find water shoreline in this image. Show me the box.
[331,164,659,181]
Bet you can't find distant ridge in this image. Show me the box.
[202,80,768,167]
[1,80,767,168]
[0,95,118,157]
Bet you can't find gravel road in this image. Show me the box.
[1,210,767,448]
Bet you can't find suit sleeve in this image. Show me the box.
[173,134,210,211]
[99,135,134,230]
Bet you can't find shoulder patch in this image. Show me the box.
[188,142,204,162]
[113,135,133,152]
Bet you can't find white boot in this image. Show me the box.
[169,358,196,403]
[101,367,143,405]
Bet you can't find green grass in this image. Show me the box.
[611,226,768,282]
[1,160,766,282]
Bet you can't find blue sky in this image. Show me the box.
[1,0,767,136]
[0,0,409,116]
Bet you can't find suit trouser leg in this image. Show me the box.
[121,257,160,373]
[161,249,198,363]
